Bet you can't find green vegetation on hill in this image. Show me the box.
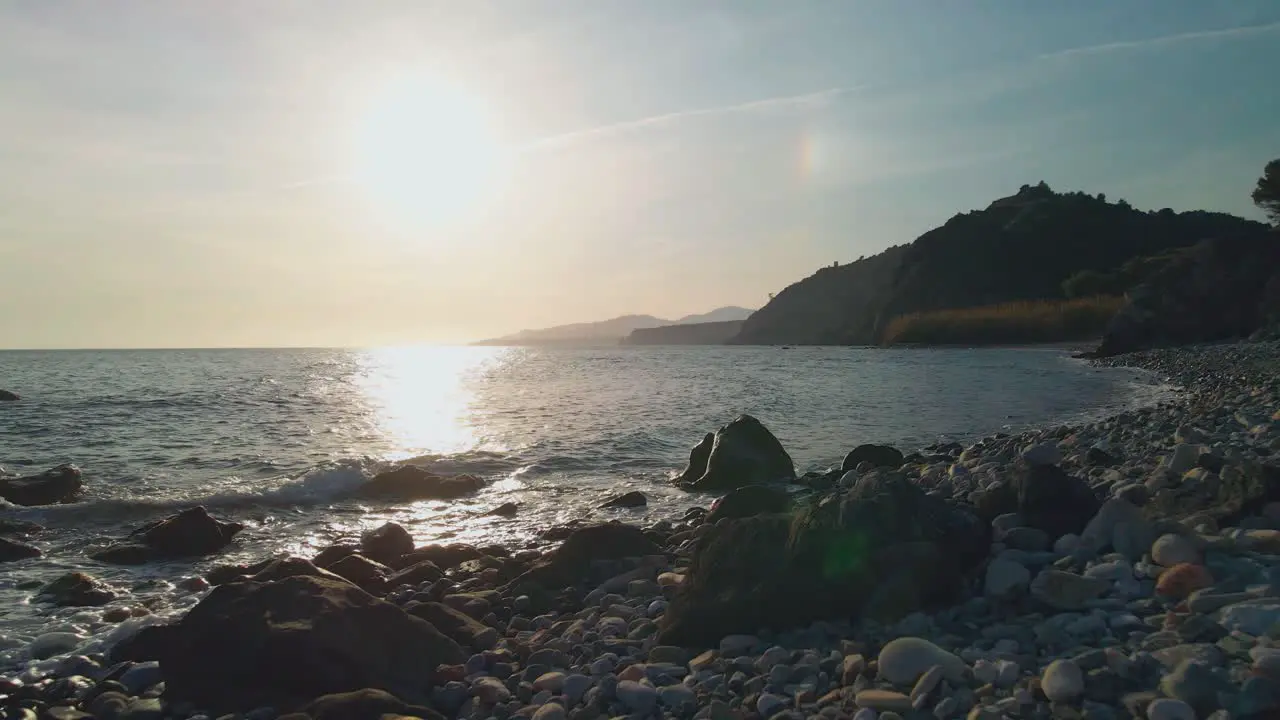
[881,296,1125,346]
[731,182,1268,346]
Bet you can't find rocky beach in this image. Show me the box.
[1,341,1279,720]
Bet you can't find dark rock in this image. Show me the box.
[1012,464,1101,541]
[37,572,117,607]
[405,601,498,650]
[1086,447,1118,466]
[674,415,796,492]
[0,464,83,506]
[508,523,661,590]
[301,688,444,720]
[485,502,519,517]
[1145,461,1280,526]
[361,522,415,566]
[312,543,359,568]
[705,485,791,523]
[91,506,243,564]
[0,390,19,401]
[1097,233,1280,356]
[0,518,44,535]
[397,544,484,571]
[0,536,41,562]
[249,557,355,586]
[675,433,715,486]
[841,445,904,472]
[149,575,465,712]
[1159,660,1232,716]
[385,559,444,589]
[328,554,391,593]
[356,466,484,502]
[659,474,988,646]
[205,557,277,585]
[601,491,647,509]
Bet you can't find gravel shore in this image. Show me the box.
[3,342,1278,720]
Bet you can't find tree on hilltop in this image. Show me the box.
[1252,158,1280,224]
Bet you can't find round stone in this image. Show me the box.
[28,632,82,660]
[1041,659,1084,702]
[985,558,1031,599]
[1155,563,1214,599]
[534,671,566,693]
[757,693,788,718]
[856,690,913,712]
[616,680,657,714]
[1146,698,1195,720]
[877,637,967,685]
[533,703,566,720]
[1152,534,1198,567]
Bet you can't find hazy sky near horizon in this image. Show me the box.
[3,1,1279,349]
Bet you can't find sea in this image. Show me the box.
[0,345,1173,667]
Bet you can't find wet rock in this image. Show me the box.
[360,522,415,566]
[405,601,499,651]
[37,572,117,607]
[91,506,244,564]
[301,688,442,720]
[146,575,464,712]
[357,465,485,502]
[397,543,485,571]
[0,389,19,401]
[1012,464,1100,541]
[328,554,391,592]
[842,445,905,472]
[705,484,791,523]
[0,464,83,506]
[0,536,41,562]
[484,502,519,517]
[507,523,659,591]
[675,415,796,491]
[601,491,647,509]
[385,559,444,589]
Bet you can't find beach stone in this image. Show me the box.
[0,464,83,506]
[1030,570,1109,610]
[472,677,511,704]
[300,688,439,720]
[385,559,444,589]
[658,684,696,709]
[843,445,905,471]
[857,690,913,712]
[843,654,867,684]
[1146,698,1195,720]
[1012,464,1101,541]
[600,491,646,509]
[534,703,566,720]
[1152,534,1199,567]
[1160,660,1232,716]
[911,665,945,705]
[616,681,657,714]
[1216,600,1280,636]
[406,601,499,650]
[676,415,796,491]
[142,575,464,711]
[94,506,244,565]
[877,637,967,685]
[0,536,41,562]
[118,661,163,695]
[1042,660,1084,703]
[508,524,660,590]
[985,558,1031,599]
[1167,445,1203,475]
[1022,443,1063,467]
[1156,564,1214,599]
[359,522,415,566]
[29,632,83,660]
[535,672,567,693]
[562,674,592,705]
[853,708,878,720]
[1004,527,1051,552]
[357,465,484,502]
[1234,676,1280,718]
[758,693,789,718]
[37,572,117,607]
[706,484,791,523]
[1081,499,1155,561]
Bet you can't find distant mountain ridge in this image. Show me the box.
[473,307,754,346]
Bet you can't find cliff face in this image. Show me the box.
[1095,232,1280,356]
[730,185,1267,346]
[623,320,746,345]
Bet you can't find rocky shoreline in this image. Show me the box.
[2,342,1279,720]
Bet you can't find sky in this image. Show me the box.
[2,0,1278,349]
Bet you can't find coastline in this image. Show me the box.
[2,341,1278,720]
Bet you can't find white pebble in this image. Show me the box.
[1151,534,1198,567]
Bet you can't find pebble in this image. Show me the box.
[1041,659,1085,702]
[658,683,696,709]
[28,632,83,660]
[877,637,967,685]
[856,690,913,712]
[757,693,789,718]
[1152,534,1199,567]
[616,680,657,714]
[985,558,1031,599]
[533,703,566,720]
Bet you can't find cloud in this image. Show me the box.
[523,87,856,152]
[1039,20,1280,60]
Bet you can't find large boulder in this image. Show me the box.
[0,536,41,562]
[92,506,244,564]
[1096,233,1280,356]
[841,444,904,472]
[147,575,465,712]
[360,522,415,566]
[674,415,796,492]
[1144,461,1280,527]
[1010,464,1101,541]
[659,474,988,647]
[357,466,484,502]
[508,523,661,590]
[0,390,19,401]
[0,464,83,506]
[705,484,792,523]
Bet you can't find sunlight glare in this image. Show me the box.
[353,73,508,227]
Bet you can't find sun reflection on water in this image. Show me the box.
[354,345,506,460]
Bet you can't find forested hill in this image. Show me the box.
[730,183,1268,345]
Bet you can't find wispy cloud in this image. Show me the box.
[523,87,857,152]
[1040,20,1280,60]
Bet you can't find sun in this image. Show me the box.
[353,73,507,226]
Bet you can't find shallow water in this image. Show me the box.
[0,345,1169,664]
